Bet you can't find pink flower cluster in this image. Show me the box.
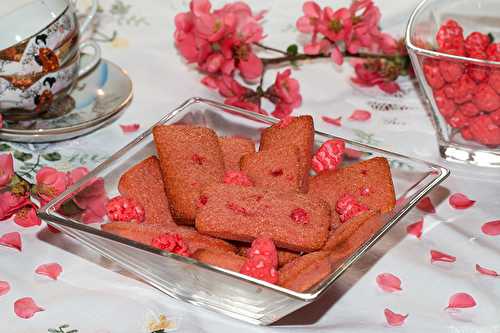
[296,0,402,92]
[297,0,398,64]
[175,0,265,80]
[175,0,303,118]
[0,153,108,228]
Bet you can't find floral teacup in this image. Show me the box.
[0,0,100,117]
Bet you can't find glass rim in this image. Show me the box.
[38,97,451,302]
[405,0,500,67]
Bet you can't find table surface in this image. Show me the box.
[1,0,499,332]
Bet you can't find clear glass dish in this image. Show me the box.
[406,0,500,167]
[38,98,450,325]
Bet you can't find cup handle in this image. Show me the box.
[78,41,102,78]
[71,0,98,34]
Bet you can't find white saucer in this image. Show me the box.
[0,54,132,143]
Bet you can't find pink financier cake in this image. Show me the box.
[218,136,256,171]
[101,222,237,254]
[195,183,330,252]
[309,157,395,229]
[118,156,176,226]
[153,125,225,222]
[192,249,246,272]
[240,146,303,193]
[259,115,314,192]
[278,251,332,292]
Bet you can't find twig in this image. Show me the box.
[261,51,404,66]
[254,42,288,56]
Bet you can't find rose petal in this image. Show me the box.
[476,264,499,277]
[14,297,44,319]
[376,273,402,292]
[481,220,500,236]
[0,281,10,296]
[446,292,476,309]
[384,308,408,326]
[322,116,342,127]
[35,263,63,280]
[120,124,140,133]
[0,232,21,251]
[449,193,475,209]
[416,196,436,213]
[431,250,456,263]
[349,109,372,121]
[406,219,423,239]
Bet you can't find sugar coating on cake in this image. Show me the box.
[192,249,246,272]
[322,210,379,251]
[240,146,303,193]
[219,136,256,171]
[278,251,332,292]
[309,157,395,229]
[195,183,330,252]
[259,116,314,192]
[118,156,175,226]
[153,125,225,221]
[101,222,237,254]
[238,246,300,268]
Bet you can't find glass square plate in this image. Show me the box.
[38,97,450,326]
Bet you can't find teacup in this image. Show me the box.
[0,0,101,117]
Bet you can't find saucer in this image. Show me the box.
[0,54,132,143]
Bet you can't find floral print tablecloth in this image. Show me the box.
[1,1,499,332]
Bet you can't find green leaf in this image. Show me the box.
[42,152,62,162]
[286,44,298,56]
[13,150,33,162]
[0,143,11,151]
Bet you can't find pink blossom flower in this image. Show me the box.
[174,0,265,80]
[202,75,249,98]
[35,167,69,203]
[270,69,302,105]
[267,69,302,119]
[225,97,265,115]
[351,62,400,94]
[0,192,30,221]
[14,205,41,228]
[304,39,330,55]
[0,154,14,188]
[319,7,352,42]
[296,1,322,34]
[237,48,263,81]
[73,177,108,224]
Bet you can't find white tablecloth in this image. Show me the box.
[1,0,499,332]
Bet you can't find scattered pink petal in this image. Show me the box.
[406,219,423,239]
[476,264,499,277]
[384,308,408,326]
[35,263,63,280]
[376,273,402,292]
[446,292,476,309]
[448,193,475,209]
[14,297,44,319]
[0,232,21,251]
[349,109,372,121]
[481,220,500,236]
[430,250,456,263]
[416,196,436,213]
[120,124,140,133]
[0,281,10,296]
[322,116,342,127]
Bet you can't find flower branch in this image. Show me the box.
[174,0,411,119]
